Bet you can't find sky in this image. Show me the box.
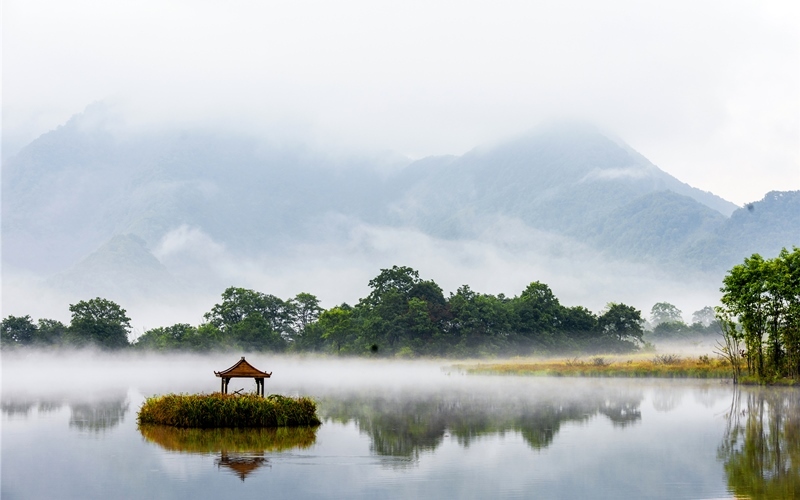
[3,0,799,206]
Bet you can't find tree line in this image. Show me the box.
[2,266,652,356]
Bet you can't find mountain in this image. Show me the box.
[2,107,797,303]
[383,124,738,249]
[47,234,181,300]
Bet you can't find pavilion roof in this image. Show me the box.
[214,357,272,378]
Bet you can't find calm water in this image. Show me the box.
[2,353,798,499]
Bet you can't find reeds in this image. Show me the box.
[460,355,736,379]
[137,393,321,428]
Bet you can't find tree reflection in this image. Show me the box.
[319,387,642,459]
[1,399,65,417]
[718,389,800,499]
[139,425,317,481]
[69,397,129,432]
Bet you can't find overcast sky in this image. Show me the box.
[3,0,798,205]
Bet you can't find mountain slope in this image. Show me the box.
[3,109,796,303]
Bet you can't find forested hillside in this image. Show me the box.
[2,106,798,303]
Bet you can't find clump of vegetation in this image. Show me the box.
[137,393,321,428]
[717,247,800,383]
[565,357,585,367]
[592,357,610,367]
[652,354,681,365]
[139,424,317,453]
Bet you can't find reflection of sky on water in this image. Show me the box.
[1,353,794,499]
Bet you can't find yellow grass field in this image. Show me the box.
[456,353,737,379]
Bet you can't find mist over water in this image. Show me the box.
[4,351,799,499]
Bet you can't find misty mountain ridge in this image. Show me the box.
[3,106,798,304]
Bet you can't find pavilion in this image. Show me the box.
[214,357,272,396]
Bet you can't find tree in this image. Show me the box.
[720,254,770,376]
[652,321,690,339]
[560,306,598,341]
[134,323,196,351]
[357,266,446,354]
[719,247,800,380]
[363,266,420,307]
[1,315,37,348]
[36,319,67,345]
[513,282,563,347]
[289,292,323,340]
[691,306,716,327]
[204,287,291,351]
[597,303,644,352]
[650,302,683,326]
[68,298,131,349]
[448,285,511,350]
[319,306,354,354]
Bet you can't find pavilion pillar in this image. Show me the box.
[221,377,225,394]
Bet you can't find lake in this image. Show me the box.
[2,352,798,499]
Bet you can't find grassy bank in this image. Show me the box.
[137,393,321,428]
[458,354,736,379]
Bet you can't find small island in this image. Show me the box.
[137,393,320,428]
[137,357,321,428]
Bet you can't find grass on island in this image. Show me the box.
[139,424,318,453]
[458,354,738,379]
[137,393,321,428]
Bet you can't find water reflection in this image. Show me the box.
[1,394,129,432]
[719,388,800,499]
[319,385,643,460]
[139,425,318,481]
[215,452,269,481]
[69,398,129,432]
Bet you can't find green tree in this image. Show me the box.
[134,323,196,351]
[652,321,690,339]
[650,302,683,325]
[448,285,511,352]
[719,247,800,380]
[68,298,131,349]
[319,306,354,353]
[204,287,291,351]
[1,315,37,348]
[720,254,770,376]
[597,303,644,352]
[513,282,563,348]
[691,306,716,327]
[36,318,67,345]
[289,292,323,343]
[560,306,598,344]
[363,266,420,307]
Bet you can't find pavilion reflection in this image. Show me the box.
[215,451,269,481]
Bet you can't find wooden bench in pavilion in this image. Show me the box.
[214,357,272,396]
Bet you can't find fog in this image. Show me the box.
[3,1,796,336]
[4,0,799,205]
[1,215,721,333]
[0,349,727,405]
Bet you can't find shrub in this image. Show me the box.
[652,354,681,365]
